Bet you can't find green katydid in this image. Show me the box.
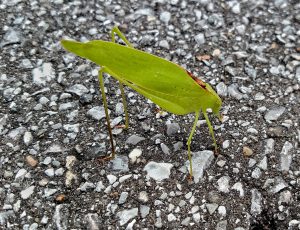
[61,26,222,178]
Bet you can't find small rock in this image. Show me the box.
[206,203,218,214]
[159,40,170,49]
[63,124,79,133]
[243,146,253,157]
[20,186,35,199]
[65,171,77,187]
[115,102,124,115]
[85,213,100,230]
[212,49,221,57]
[119,174,132,183]
[0,28,22,47]
[160,143,170,154]
[167,213,176,222]
[217,176,230,193]
[257,156,268,170]
[216,82,228,97]
[218,206,226,216]
[79,94,93,105]
[45,168,55,177]
[155,217,163,228]
[267,126,286,137]
[232,182,244,197]
[53,204,69,230]
[216,220,227,230]
[95,181,105,192]
[217,160,226,167]
[264,107,285,121]
[87,106,107,121]
[44,188,58,197]
[160,11,171,24]
[279,141,293,172]
[0,210,15,225]
[173,141,183,151]
[254,92,265,101]
[59,102,77,111]
[228,84,244,100]
[119,192,129,204]
[181,217,191,226]
[15,168,27,180]
[45,144,65,153]
[117,208,138,226]
[231,2,241,14]
[251,167,262,179]
[143,161,173,181]
[195,33,205,45]
[225,66,238,76]
[185,150,214,183]
[8,127,26,140]
[66,84,89,96]
[193,213,201,223]
[236,24,246,35]
[107,174,117,184]
[245,66,257,79]
[222,140,230,149]
[233,51,249,59]
[222,56,235,66]
[263,177,288,194]
[138,191,149,203]
[108,155,129,172]
[55,168,65,176]
[23,131,33,146]
[166,123,180,136]
[65,155,77,170]
[126,135,145,145]
[128,148,142,163]
[32,63,55,86]
[265,139,275,154]
[278,190,292,205]
[140,205,150,218]
[78,182,95,191]
[251,189,262,215]
[26,155,38,167]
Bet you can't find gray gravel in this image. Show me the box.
[1,0,300,229]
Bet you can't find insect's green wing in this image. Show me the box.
[61,40,221,115]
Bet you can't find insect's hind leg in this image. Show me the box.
[187,111,200,179]
[202,109,218,153]
[98,67,115,158]
[111,26,132,129]
[111,26,133,47]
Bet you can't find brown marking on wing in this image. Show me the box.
[186,70,207,89]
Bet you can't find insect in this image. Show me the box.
[61,26,222,178]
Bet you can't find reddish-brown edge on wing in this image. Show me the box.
[185,70,207,90]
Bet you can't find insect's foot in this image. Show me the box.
[97,155,113,163]
[214,148,219,156]
[187,174,194,182]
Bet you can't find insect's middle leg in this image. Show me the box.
[202,110,218,153]
[98,68,115,159]
[187,111,200,179]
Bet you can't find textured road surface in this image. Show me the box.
[1,0,299,229]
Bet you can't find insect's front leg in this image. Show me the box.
[186,111,200,180]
